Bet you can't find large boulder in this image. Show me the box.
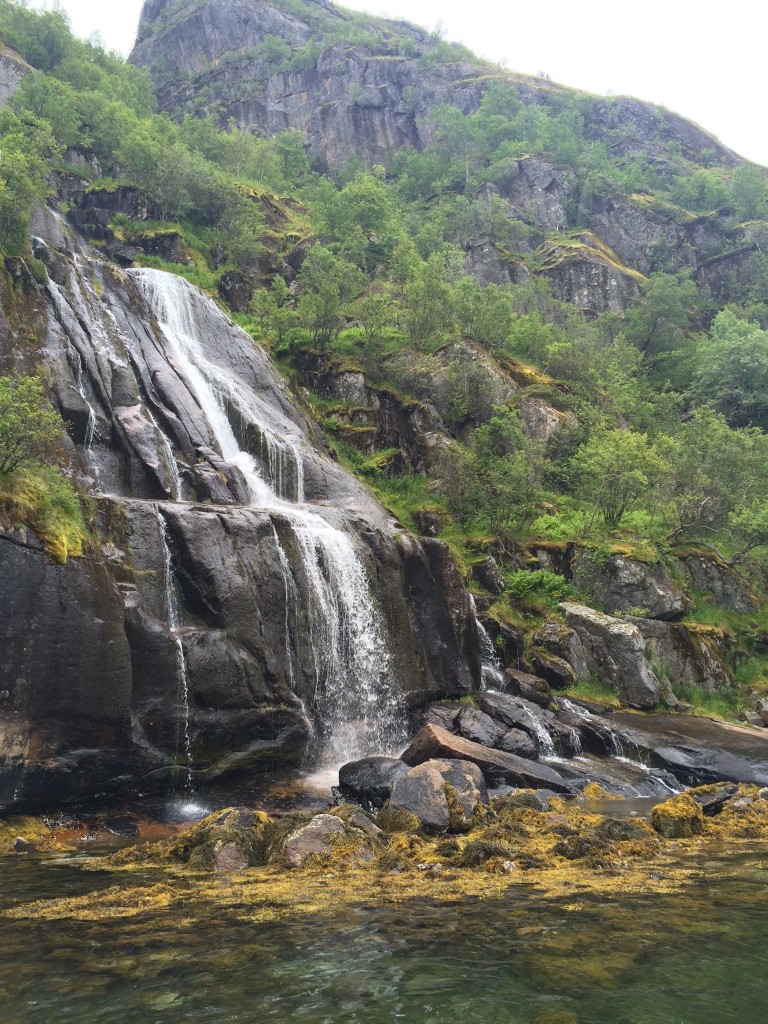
[570,551,690,621]
[560,603,662,708]
[388,758,487,832]
[401,724,571,792]
[337,756,410,809]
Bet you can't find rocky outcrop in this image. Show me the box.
[677,550,760,613]
[570,550,690,620]
[560,603,663,708]
[0,43,30,107]
[131,2,740,173]
[630,618,733,693]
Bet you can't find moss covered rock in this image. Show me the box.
[651,794,705,839]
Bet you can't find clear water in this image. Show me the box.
[2,847,768,1023]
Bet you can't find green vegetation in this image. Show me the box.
[0,374,88,563]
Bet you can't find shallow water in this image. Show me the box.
[2,847,768,1024]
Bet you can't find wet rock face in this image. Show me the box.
[0,210,482,810]
[0,529,135,810]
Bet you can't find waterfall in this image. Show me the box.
[132,269,403,765]
[156,506,194,791]
[470,597,507,691]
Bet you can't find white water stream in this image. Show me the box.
[156,506,194,791]
[131,269,403,766]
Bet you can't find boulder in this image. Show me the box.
[388,758,487,832]
[560,603,662,708]
[502,669,552,707]
[528,650,577,690]
[455,706,504,747]
[337,757,410,810]
[283,814,374,868]
[496,728,538,760]
[651,794,705,839]
[400,724,571,792]
[389,764,450,832]
[570,551,690,621]
[471,556,506,595]
[532,621,589,679]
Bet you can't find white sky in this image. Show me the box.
[25,0,768,166]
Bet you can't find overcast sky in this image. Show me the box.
[26,0,768,166]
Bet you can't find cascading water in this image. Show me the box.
[156,507,194,791]
[475,618,507,691]
[131,269,404,766]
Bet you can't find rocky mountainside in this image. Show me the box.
[2,0,768,813]
[129,0,756,314]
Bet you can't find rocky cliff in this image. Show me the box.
[128,0,754,314]
[0,205,481,811]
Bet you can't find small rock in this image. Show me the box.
[349,811,382,839]
[758,788,768,801]
[283,814,346,868]
[13,838,36,854]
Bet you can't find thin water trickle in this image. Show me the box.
[156,506,194,792]
[132,269,404,766]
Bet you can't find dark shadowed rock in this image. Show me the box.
[455,706,503,747]
[529,650,576,690]
[496,728,538,760]
[471,556,506,595]
[337,757,410,809]
[401,724,571,791]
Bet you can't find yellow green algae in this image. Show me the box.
[5,784,768,926]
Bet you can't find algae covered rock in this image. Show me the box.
[651,794,705,838]
[387,758,488,833]
[282,813,375,868]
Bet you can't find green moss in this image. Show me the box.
[0,464,90,563]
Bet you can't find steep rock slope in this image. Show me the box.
[0,206,480,811]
